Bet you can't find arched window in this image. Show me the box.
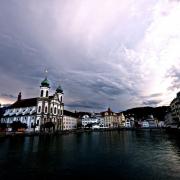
[38,106,41,113]
[61,96,62,102]
[54,107,57,114]
[50,108,53,113]
[46,91,48,97]
[45,106,48,113]
[41,90,43,97]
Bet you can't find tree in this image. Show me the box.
[44,122,55,132]
[0,123,7,132]
[10,121,27,132]
[31,123,37,133]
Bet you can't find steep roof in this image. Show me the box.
[101,108,115,116]
[9,98,38,109]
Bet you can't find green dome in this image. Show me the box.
[56,85,63,93]
[41,78,50,87]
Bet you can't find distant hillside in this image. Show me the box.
[122,106,169,121]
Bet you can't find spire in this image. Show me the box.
[45,69,48,79]
[41,69,50,88]
[17,92,22,101]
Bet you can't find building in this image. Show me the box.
[81,113,105,129]
[101,108,117,128]
[117,113,126,127]
[1,77,64,132]
[63,110,78,130]
[164,111,175,126]
[124,117,135,128]
[81,114,100,128]
[170,91,180,123]
[141,120,149,128]
[144,115,157,128]
[101,108,127,128]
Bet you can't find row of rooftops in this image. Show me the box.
[3,107,36,117]
[1,102,123,119]
[0,77,123,119]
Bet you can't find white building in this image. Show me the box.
[81,114,100,128]
[63,110,78,130]
[1,77,64,132]
[141,121,149,128]
[125,120,131,128]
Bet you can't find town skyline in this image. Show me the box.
[0,0,180,111]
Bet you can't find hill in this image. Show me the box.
[122,106,169,121]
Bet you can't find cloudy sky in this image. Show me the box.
[0,0,180,112]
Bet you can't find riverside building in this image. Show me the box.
[1,77,64,132]
[170,91,180,123]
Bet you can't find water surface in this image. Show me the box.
[0,130,180,179]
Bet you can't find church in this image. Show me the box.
[1,77,64,132]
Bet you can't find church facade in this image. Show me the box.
[1,77,64,132]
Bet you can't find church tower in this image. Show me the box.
[56,85,63,102]
[40,77,50,98]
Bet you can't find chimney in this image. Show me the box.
[18,92,22,101]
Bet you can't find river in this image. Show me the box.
[0,130,180,179]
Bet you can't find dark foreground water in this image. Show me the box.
[0,130,180,180]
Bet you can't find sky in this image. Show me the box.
[0,0,180,112]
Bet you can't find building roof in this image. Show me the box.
[101,108,115,116]
[56,85,63,94]
[9,98,38,109]
[41,78,50,88]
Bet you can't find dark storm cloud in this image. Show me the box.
[141,93,162,99]
[89,81,134,96]
[66,101,105,110]
[0,0,178,111]
[1,93,17,99]
[143,100,162,106]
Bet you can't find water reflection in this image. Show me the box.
[0,131,180,179]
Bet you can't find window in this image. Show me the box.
[51,108,53,113]
[46,91,48,97]
[45,106,48,113]
[37,120,39,125]
[41,90,43,97]
[61,96,62,102]
[54,107,57,114]
[38,106,41,113]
